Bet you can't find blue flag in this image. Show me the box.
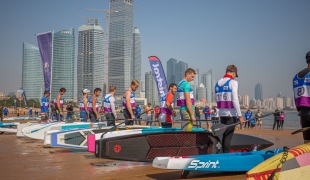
[148,56,168,99]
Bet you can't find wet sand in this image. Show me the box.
[0,126,304,180]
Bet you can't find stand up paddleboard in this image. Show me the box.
[246,143,310,180]
[2,117,38,121]
[0,122,20,133]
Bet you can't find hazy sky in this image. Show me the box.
[0,0,309,100]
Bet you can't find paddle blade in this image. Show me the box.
[291,127,310,135]
[211,123,227,136]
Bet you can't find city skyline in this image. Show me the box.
[0,0,310,99]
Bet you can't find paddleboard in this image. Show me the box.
[246,143,310,180]
[0,127,18,133]
[49,125,151,148]
[0,122,20,127]
[95,132,274,162]
[2,117,38,121]
[16,122,39,137]
[22,122,107,140]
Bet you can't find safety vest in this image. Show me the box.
[215,79,234,109]
[293,73,310,108]
[79,96,87,111]
[159,93,174,115]
[87,96,99,111]
[176,80,195,106]
[122,90,136,109]
[54,94,64,108]
[41,96,49,109]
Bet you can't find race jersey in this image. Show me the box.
[3,108,8,114]
[293,73,310,108]
[103,94,113,112]
[159,93,174,123]
[29,109,32,115]
[135,107,142,117]
[54,94,64,109]
[41,96,49,113]
[215,79,234,109]
[79,96,87,111]
[87,96,99,111]
[245,111,252,120]
[203,107,211,118]
[122,90,136,109]
[176,80,195,111]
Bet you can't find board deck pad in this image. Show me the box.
[95,132,274,162]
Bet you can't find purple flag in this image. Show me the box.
[37,32,52,92]
[148,56,168,98]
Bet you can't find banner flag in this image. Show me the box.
[37,32,52,92]
[148,56,168,99]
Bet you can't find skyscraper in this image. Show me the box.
[197,83,206,100]
[77,19,105,102]
[202,69,212,103]
[145,71,159,106]
[243,95,249,107]
[255,83,263,101]
[22,43,44,100]
[175,61,188,83]
[108,0,134,97]
[132,27,141,97]
[52,28,75,101]
[167,58,177,85]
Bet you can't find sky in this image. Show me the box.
[0,0,310,100]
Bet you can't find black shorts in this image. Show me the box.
[301,116,310,140]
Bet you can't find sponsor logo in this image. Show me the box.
[223,86,228,90]
[188,160,219,170]
[114,144,121,153]
[152,63,167,97]
[305,78,310,83]
[61,31,72,34]
[294,80,298,85]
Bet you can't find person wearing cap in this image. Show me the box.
[103,85,118,126]
[40,90,50,122]
[80,89,90,122]
[88,88,101,122]
[144,102,154,126]
[293,51,310,143]
[123,80,139,125]
[54,88,66,121]
[215,65,245,153]
[176,68,197,131]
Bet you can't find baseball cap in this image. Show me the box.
[83,89,90,93]
[44,91,50,95]
[306,51,310,59]
[226,65,238,77]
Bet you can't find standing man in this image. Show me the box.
[215,65,244,153]
[144,103,154,126]
[3,106,8,119]
[211,106,220,125]
[54,88,66,121]
[154,106,160,126]
[176,68,196,131]
[123,80,139,125]
[0,105,3,121]
[40,90,50,122]
[66,102,74,120]
[88,88,101,122]
[29,108,33,117]
[293,51,310,144]
[255,109,263,129]
[244,109,253,129]
[159,83,177,128]
[134,105,142,125]
[103,86,118,126]
[203,104,211,131]
[272,108,280,130]
[79,89,90,122]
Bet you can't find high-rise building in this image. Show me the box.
[283,96,291,109]
[108,0,134,97]
[175,61,188,83]
[167,58,177,85]
[255,83,263,101]
[22,42,44,100]
[77,19,105,102]
[197,83,206,101]
[51,28,75,102]
[277,92,282,98]
[145,71,159,106]
[276,97,283,109]
[132,27,141,97]
[243,95,249,107]
[202,69,212,103]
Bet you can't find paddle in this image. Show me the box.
[100,108,154,138]
[291,127,310,135]
[211,112,277,137]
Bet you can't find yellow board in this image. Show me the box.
[246,143,310,180]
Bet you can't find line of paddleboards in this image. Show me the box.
[2,117,39,121]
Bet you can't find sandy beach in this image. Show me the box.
[0,121,304,180]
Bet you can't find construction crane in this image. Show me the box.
[85,8,118,93]
[75,14,93,25]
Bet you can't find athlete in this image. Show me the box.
[134,105,142,125]
[88,88,101,122]
[177,68,196,131]
[215,65,244,153]
[159,83,177,128]
[103,85,118,126]
[41,91,50,122]
[123,80,139,125]
[144,103,154,126]
[203,104,211,131]
[79,89,90,122]
[54,88,66,121]
[244,109,253,129]
[293,51,310,143]
[3,106,8,119]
